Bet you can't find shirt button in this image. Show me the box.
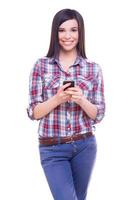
[66,72,71,77]
[67,124,71,130]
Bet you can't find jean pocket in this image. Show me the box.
[39,145,54,166]
[86,135,97,150]
[39,144,63,167]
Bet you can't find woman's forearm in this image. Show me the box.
[33,84,73,120]
[79,97,97,120]
[33,94,97,120]
[33,95,59,120]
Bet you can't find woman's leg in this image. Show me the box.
[71,135,97,200]
[39,144,78,200]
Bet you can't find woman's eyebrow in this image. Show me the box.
[59,26,78,29]
[69,26,78,28]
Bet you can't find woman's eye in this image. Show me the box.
[58,29,78,32]
[58,29,64,32]
[71,29,78,32]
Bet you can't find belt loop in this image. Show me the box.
[83,134,87,140]
[58,135,61,144]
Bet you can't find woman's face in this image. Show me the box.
[58,19,79,53]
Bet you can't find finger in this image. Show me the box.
[59,83,71,92]
[65,90,80,95]
[62,83,71,91]
[64,90,75,95]
[71,95,81,99]
[66,87,79,92]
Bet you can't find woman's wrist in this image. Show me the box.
[53,94,63,106]
[76,95,86,106]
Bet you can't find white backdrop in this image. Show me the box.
[0,0,134,199]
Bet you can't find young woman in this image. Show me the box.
[27,8,105,200]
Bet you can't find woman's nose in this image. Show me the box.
[64,32,71,39]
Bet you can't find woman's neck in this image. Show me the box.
[59,50,78,70]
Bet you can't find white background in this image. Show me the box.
[0,0,134,199]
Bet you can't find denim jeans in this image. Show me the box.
[39,135,97,200]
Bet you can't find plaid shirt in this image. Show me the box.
[27,56,105,137]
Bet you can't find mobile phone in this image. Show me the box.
[63,81,75,90]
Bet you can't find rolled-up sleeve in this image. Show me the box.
[93,64,105,124]
[27,59,43,120]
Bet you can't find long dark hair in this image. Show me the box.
[46,9,87,58]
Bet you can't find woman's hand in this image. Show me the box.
[55,83,72,105]
[65,86,97,119]
[64,86,84,105]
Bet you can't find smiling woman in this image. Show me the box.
[27,8,105,200]
[58,19,79,52]
[58,19,79,70]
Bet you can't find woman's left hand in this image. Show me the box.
[64,86,84,105]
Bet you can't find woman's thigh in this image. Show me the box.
[71,136,97,200]
[39,144,78,200]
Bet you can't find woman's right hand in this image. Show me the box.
[55,83,72,105]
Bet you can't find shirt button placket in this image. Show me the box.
[66,111,71,135]
[67,124,71,137]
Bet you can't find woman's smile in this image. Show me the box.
[58,19,79,52]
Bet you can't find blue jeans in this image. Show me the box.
[39,135,97,200]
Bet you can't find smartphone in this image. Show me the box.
[63,81,75,90]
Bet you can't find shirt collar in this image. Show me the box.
[51,56,85,67]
